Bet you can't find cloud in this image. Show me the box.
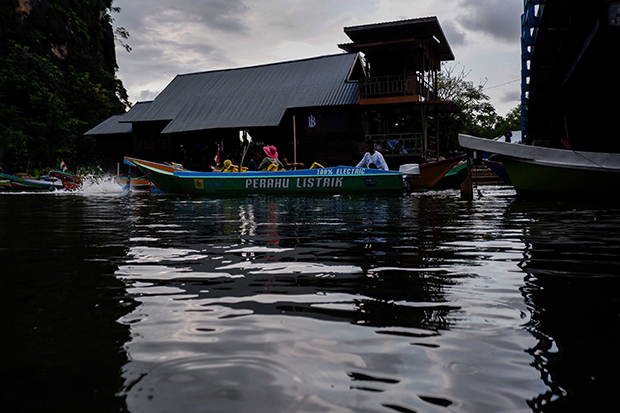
[111,0,523,115]
[456,0,522,43]
[441,20,467,47]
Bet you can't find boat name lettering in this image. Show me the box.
[296,177,344,188]
[245,178,291,189]
[336,168,365,175]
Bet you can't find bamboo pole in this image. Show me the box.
[293,115,297,168]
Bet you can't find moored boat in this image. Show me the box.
[0,171,63,191]
[458,134,620,196]
[407,154,466,190]
[114,176,151,190]
[49,170,83,190]
[125,157,405,195]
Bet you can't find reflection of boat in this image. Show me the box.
[408,155,466,190]
[0,171,63,191]
[125,157,405,195]
[458,134,620,196]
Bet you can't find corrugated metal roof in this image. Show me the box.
[340,17,455,61]
[120,53,362,134]
[117,100,154,123]
[83,114,132,136]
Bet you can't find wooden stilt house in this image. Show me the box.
[87,17,459,172]
[338,17,460,166]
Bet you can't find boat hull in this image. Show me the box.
[408,155,465,190]
[0,172,62,191]
[501,158,620,195]
[50,170,82,190]
[434,160,469,189]
[459,134,620,196]
[115,176,150,190]
[126,158,404,195]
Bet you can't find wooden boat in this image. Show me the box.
[434,159,471,189]
[0,171,63,191]
[114,176,150,190]
[407,154,466,190]
[49,170,83,190]
[458,133,620,196]
[124,157,405,195]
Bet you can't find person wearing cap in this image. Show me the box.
[258,145,285,171]
[356,139,388,170]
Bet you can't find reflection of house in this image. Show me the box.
[87,17,458,172]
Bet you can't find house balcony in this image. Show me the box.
[360,73,436,102]
[366,133,438,158]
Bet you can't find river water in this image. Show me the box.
[1,184,618,413]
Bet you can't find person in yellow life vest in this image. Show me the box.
[258,145,285,171]
[222,159,239,172]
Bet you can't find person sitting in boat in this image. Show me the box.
[356,139,388,170]
[281,155,305,170]
[222,159,239,173]
[247,150,263,171]
[258,145,285,171]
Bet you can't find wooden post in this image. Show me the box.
[460,150,473,199]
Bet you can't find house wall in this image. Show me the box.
[292,106,365,167]
[97,105,366,172]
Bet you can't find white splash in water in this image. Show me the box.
[77,174,125,195]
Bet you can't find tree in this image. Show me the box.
[435,63,519,153]
[0,1,129,173]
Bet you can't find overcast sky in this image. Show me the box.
[111,0,523,116]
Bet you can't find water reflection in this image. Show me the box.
[0,192,137,412]
[6,187,617,412]
[115,191,539,413]
[513,200,620,412]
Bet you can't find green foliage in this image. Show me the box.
[436,64,521,153]
[0,0,128,173]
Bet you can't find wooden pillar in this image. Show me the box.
[420,104,427,156]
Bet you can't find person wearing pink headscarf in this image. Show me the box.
[258,145,285,171]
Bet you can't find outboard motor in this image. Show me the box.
[399,164,421,192]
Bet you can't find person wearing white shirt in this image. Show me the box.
[356,140,389,170]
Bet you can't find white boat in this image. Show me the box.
[458,133,620,197]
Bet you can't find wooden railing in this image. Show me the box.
[360,73,435,100]
[366,133,424,156]
[367,133,438,157]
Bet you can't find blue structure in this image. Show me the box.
[519,1,620,152]
[520,0,545,144]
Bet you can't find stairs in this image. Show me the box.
[471,164,506,186]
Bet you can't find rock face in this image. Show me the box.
[11,0,118,75]
[1,0,128,173]
[15,0,33,15]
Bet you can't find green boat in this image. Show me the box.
[124,157,405,195]
[458,134,620,196]
[0,171,63,191]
